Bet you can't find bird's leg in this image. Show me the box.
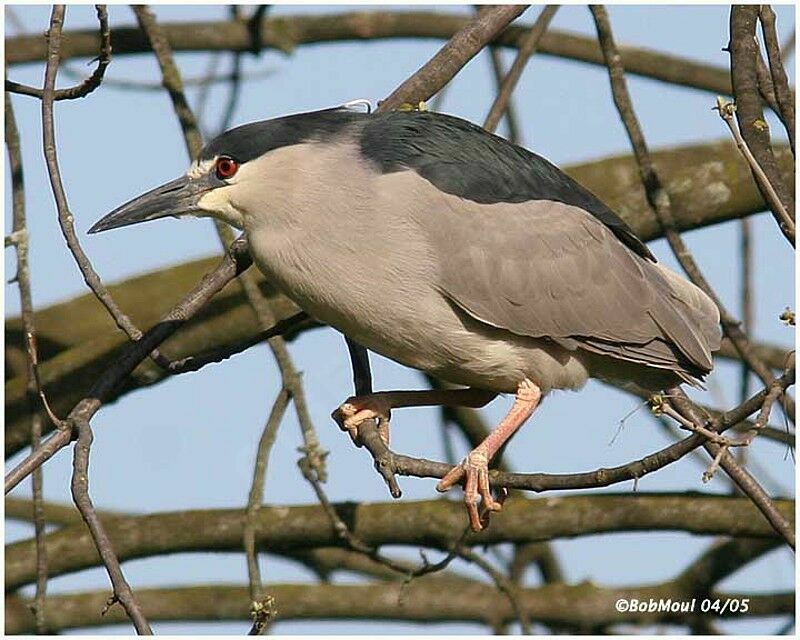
[437,378,541,532]
[332,387,497,445]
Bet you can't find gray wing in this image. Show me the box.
[430,198,720,380]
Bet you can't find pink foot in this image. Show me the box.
[436,378,541,532]
[331,396,392,445]
[437,448,503,531]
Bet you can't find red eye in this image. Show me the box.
[215,156,239,179]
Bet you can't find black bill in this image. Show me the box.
[89,174,214,234]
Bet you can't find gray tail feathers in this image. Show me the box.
[648,263,722,379]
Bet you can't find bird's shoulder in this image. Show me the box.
[359,110,653,261]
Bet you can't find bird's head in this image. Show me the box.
[89,107,364,235]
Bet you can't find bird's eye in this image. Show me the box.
[215,156,239,179]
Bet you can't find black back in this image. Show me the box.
[201,108,654,261]
[359,111,654,261]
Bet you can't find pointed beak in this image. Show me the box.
[88,174,214,234]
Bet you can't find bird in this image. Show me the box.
[90,104,721,531]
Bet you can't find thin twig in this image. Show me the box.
[379,5,528,112]
[736,214,753,473]
[716,97,795,239]
[132,12,335,625]
[38,6,173,371]
[5,238,254,494]
[41,8,151,633]
[297,453,417,577]
[217,6,244,134]
[70,418,153,633]
[133,3,329,486]
[5,5,111,101]
[243,389,290,625]
[164,311,313,374]
[194,51,223,132]
[739,380,786,447]
[729,6,795,244]
[739,216,753,404]
[759,5,795,152]
[6,84,50,635]
[6,11,740,97]
[484,5,558,134]
[457,544,532,634]
[131,5,204,155]
[668,388,795,549]
[590,3,794,547]
[590,4,794,423]
[486,45,521,142]
[58,62,274,92]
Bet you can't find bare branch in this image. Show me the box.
[6,11,738,96]
[485,44,521,141]
[131,4,203,158]
[759,5,795,151]
[668,388,795,549]
[7,581,791,634]
[5,5,111,101]
[6,494,794,590]
[484,5,558,133]
[730,6,795,243]
[243,389,289,605]
[37,6,174,374]
[716,98,794,241]
[40,8,151,633]
[5,239,254,494]
[589,4,794,424]
[70,418,152,633]
[677,537,781,592]
[379,6,529,111]
[5,79,49,637]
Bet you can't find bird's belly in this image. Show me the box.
[246,214,590,394]
[255,250,589,394]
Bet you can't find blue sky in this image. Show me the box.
[5,4,795,635]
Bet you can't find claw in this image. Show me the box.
[436,448,502,532]
[331,397,392,445]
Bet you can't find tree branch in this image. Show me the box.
[483,5,558,133]
[6,494,793,590]
[730,5,795,244]
[6,582,791,634]
[4,239,254,493]
[5,11,738,96]
[379,5,528,111]
[5,5,111,101]
[759,5,795,151]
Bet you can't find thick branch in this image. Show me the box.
[730,6,795,242]
[6,494,793,589]
[6,582,791,634]
[5,12,736,95]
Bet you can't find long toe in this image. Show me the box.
[436,463,465,492]
[437,450,500,531]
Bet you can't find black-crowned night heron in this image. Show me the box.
[91,105,721,531]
